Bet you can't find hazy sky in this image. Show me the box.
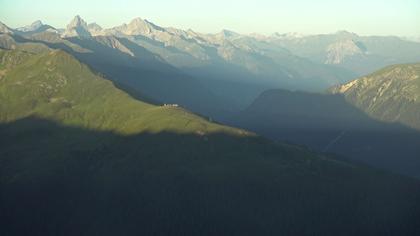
[1,0,419,36]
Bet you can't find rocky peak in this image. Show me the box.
[126,17,153,35]
[325,39,367,64]
[217,29,240,39]
[110,17,165,36]
[88,23,102,31]
[0,21,14,34]
[31,20,43,29]
[68,15,86,28]
[88,23,103,35]
[17,20,44,32]
[62,15,91,38]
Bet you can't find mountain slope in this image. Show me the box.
[0,47,244,136]
[16,20,44,32]
[1,43,420,235]
[332,63,420,130]
[11,17,357,105]
[2,116,420,236]
[106,18,356,91]
[231,87,420,178]
[0,21,15,34]
[3,27,232,118]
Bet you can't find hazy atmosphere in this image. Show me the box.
[1,0,419,36]
[1,1,420,235]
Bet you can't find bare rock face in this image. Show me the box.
[332,64,420,129]
[0,21,14,34]
[87,23,103,36]
[110,18,159,36]
[16,20,59,34]
[325,39,367,64]
[16,20,43,32]
[62,15,92,38]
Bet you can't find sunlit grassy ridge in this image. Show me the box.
[0,48,247,136]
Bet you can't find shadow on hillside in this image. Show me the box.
[13,33,340,117]
[1,117,420,236]
[12,35,230,118]
[231,89,420,178]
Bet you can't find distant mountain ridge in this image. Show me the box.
[6,16,359,92]
[2,34,420,236]
[16,20,43,32]
[3,16,420,122]
[268,30,420,74]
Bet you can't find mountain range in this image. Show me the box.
[2,16,420,235]
[268,31,420,75]
[3,16,420,116]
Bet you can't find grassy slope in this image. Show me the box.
[0,48,246,136]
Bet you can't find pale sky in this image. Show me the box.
[1,0,419,36]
